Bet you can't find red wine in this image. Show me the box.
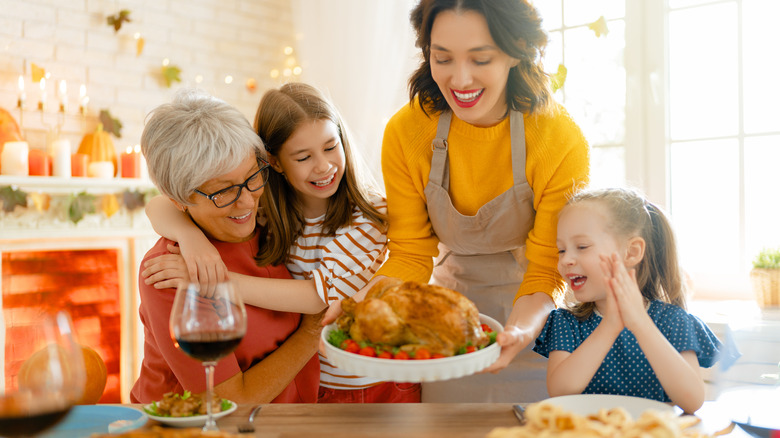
[0,406,72,437]
[175,333,243,362]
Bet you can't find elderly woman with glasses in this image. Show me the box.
[130,89,321,404]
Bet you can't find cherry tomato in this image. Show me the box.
[480,323,493,333]
[465,345,477,354]
[415,348,431,360]
[342,339,360,354]
[394,351,410,360]
[359,346,377,357]
[432,353,447,359]
[378,350,393,359]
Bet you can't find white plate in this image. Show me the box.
[143,400,237,428]
[717,386,780,432]
[542,394,675,419]
[322,313,502,383]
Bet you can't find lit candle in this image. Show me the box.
[120,145,141,178]
[1,141,30,176]
[18,75,26,109]
[51,139,72,178]
[28,148,51,176]
[58,79,68,113]
[38,78,46,111]
[79,84,88,115]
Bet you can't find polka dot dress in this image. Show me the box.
[533,300,722,402]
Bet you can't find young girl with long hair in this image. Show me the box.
[142,82,420,403]
[533,187,723,413]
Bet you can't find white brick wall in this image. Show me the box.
[1,0,296,158]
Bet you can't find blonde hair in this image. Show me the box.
[253,82,387,266]
[564,187,687,320]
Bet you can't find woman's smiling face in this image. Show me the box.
[429,9,519,127]
[185,154,262,243]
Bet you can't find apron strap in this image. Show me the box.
[509,111,528,186]
[430,111,452,189]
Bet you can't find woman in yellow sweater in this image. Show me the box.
[325,0,589,402]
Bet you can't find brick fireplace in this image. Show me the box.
[0,176,158,403]
[3,249,122,401]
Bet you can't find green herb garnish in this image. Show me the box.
[142,392,230,417]
[327,328,349,348]
[221,399,232,411]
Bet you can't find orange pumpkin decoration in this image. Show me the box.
[0,109,23,162]
[18,343,108,405]
[0,108,23,143]
[77,124,117,176]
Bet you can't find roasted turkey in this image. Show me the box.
[336,278,489,356]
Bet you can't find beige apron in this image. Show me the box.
[421,110,549,403]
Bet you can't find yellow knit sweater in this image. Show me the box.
[376,101,590,302]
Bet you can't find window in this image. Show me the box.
[537,0,780,300]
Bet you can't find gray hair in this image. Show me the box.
[141,88,264,205]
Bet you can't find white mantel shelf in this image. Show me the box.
[0,175,156,195]
[0,175,159,242]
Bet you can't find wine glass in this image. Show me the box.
[169,282,246,432]
[0,310,86,437]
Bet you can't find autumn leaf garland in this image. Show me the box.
[0,186,158,223]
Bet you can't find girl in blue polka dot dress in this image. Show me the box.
[533,187,722,413]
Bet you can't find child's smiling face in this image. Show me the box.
[271,118,345,218]
[556,201,626,308]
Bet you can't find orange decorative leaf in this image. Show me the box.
[101,194,120,218]
[31,63,46,83]
[136,37,145,56]
[29,192,51,212]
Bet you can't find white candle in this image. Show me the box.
[88,161,115,179]
[1,141,30,176]
[51,139,72,178]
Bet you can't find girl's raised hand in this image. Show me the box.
[175,238,229,296]
[601,253,650,333]
[598,254,624,332]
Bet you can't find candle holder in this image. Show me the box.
[12,76,91,179]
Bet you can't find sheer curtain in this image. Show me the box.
[291,0,419,187]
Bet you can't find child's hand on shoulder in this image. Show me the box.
[601,253,651,333]
[174,239,228,296]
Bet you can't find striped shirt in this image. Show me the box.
[287,193,388,389]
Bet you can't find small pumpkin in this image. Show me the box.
[0,108,25,176]
[77,124,117,176]
[18,343,108,405]
[0,107,23,145]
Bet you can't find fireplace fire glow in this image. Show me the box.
[2,249,122,402]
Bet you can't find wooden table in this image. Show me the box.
[135,402,753,438]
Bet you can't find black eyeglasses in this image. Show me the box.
[195,160,270,208]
